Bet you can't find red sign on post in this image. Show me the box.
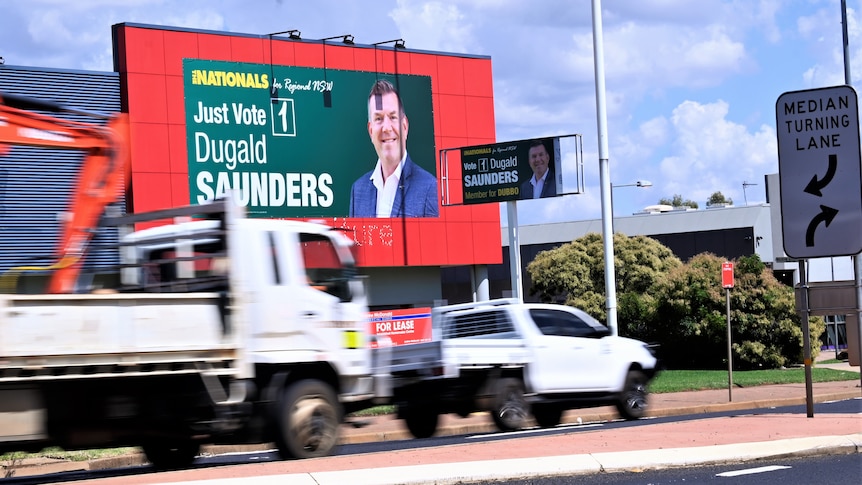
[722,262,734,289]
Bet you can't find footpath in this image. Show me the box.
[4,362,861,484]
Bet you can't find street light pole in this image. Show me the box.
[611,179,653,190]
[592,0,617,336]
[610,180,652,229]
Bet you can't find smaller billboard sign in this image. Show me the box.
[459,137,562,204]
[367,307,432,347]
[439,134,583,206]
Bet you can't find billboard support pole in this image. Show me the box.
[507,201,523,302]
[472,265,490,302]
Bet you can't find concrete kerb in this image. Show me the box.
[2,454,148,478]
[220,435,862,485]
[2,457,87,478]
[644,390,862,418]
[589,434,862,472]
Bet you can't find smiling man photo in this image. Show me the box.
[348,79,439,218]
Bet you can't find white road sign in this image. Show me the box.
[776,85,862,259]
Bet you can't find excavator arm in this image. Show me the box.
[0,92,130,293]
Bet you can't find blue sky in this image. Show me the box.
[1,0,859,225]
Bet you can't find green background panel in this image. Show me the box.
[184,59,435,218]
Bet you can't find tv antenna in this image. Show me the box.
[742,181,758,206]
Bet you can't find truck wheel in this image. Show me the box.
[142,439,200,470]
[616,370,649,420]
[531,404,563,428]
[274,379,341,459]
[403,401,438,438]
[490,378,528,431]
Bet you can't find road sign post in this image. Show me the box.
[774,86,860,417]
[722,262,734,401]
[776,85,862,258]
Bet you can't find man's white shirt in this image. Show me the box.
[371,153,407,217]
[530,170,548,199]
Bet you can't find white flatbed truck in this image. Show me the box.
[0,199,384,468]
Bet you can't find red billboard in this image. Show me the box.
[112,23,501,268]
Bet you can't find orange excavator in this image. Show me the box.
[0,92,130,293]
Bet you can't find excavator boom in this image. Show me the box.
[0,93,130,293]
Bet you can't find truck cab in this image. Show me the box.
[117,205,374,396]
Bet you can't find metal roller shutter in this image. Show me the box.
[0,65,124,291]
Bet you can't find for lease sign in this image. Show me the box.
[367,307,432,347]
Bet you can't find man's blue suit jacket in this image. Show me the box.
[348,155,439,217]
[520,171,557,199]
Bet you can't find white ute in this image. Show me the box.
[387,298,660,438]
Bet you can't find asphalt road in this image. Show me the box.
[3,398,859,485]
[468,453,862,485]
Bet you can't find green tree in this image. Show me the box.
[645,253,824,369]
[707,191,733,206]
[658,194,699,209]
[527,233,682,333]
[526,235,823,370]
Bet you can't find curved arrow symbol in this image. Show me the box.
[805,205,839,247]
[804,154,837,197]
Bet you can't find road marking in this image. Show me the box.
[716,465,791,477]
[466,423,604,439]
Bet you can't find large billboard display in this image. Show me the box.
[113,23,503,268]
[184,59,437,218]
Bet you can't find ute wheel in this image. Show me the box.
[490,378,529,432]
[532,404,563,428]
[142,439,200,470]
[403,400,439,438]
[274,379,342,459]
[616,370,649,420]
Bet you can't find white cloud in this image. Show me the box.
[753,0,783,43]
[639,116,671,145]
[26,0,161,6]
[389,0,474,53]
[683,28,746,71]
[603,23,751,94]
[27,8,109,50]
[3,0,853,226]
[797,1,862,87]
[161,9,226,32]
[654,99,776,206]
